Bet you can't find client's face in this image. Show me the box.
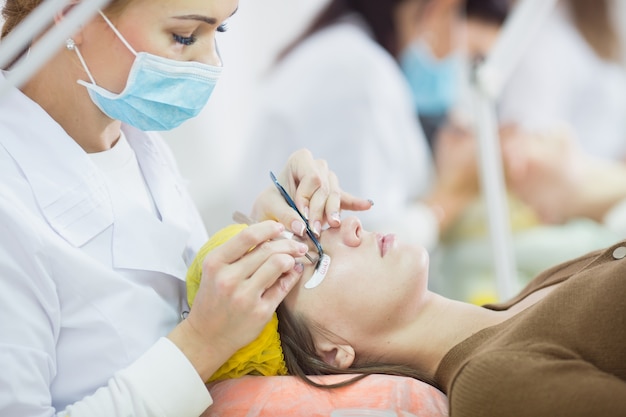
[283,216,430,348]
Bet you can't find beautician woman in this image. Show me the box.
[0,0,371,416]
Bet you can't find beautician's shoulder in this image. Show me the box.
[0,180,49,269]
[0,136,16,174]
[0,144,42,219]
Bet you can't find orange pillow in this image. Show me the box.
[204,374,448,417]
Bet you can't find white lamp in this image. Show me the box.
[471,0,559,300]
[0,0,111,97]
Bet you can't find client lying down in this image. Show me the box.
[188,216,626,417]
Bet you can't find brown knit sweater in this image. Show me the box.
[434,240,626,417]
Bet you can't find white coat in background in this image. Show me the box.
[235,15,438,249]
[498,2,626,160]
[0,71,212,416]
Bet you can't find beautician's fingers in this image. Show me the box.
[302,168,332,236]
[212,221,287,264]
[260,265,303,307]
[287,151,373,224]
[234,236,308,286]
[184,223,306,356]
[251,149,372,236]
[238,244,304,299]
[302,171,373,233]
[250,186,308,237]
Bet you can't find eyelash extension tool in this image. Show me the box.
[232,211,330,289]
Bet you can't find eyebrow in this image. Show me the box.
[173,7,239,25]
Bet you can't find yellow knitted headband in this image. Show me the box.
[186,223,288,383]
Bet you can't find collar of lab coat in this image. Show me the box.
[0,72,190,280]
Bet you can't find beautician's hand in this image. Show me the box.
[250,149,373,237]
[168,221,307,382]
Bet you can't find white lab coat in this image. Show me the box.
[0,71,212,416]
[234,15,438,249]
[498,2,626,160]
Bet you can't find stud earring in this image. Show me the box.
[66,38,76,51]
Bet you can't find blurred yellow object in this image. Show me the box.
[442,193,540,242]
[186,223,288,383]
[468,289,499,307]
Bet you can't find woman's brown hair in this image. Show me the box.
[1,0,128,69]
[462,0,622,63]
[276,303,440,390]
[569,0,621,62]
[277,0,415,63]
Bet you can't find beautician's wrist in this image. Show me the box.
[167,319,232,383]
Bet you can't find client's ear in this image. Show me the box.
[316,339,355,369]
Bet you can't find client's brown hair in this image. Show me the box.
[276,303,440,390]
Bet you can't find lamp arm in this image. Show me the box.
[0,0,111,98]
[470,0,558,300]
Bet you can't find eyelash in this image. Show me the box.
[172,23,229,46]
[173,33,197,46]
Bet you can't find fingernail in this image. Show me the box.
[297,243,308,254]
[292,220,306,236]
[313,221,322,237]
[330,211,341,223]
[303,206,309,220]
[293,262,304,274]
[368,199,375,206]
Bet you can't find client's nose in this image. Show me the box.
[341,216,362,247]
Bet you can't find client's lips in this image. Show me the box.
[378,233,395,257]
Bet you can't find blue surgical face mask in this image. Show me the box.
[400,40,461,117]
[70,11,222,131]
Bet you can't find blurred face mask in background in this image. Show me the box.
[400,40,461,117]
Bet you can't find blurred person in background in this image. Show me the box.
[430,0,626,303]
[503,127,626,234]
[235,0,480,253]
[423,0,626,160]
[399,0,465,146]
[498,0,626,161]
